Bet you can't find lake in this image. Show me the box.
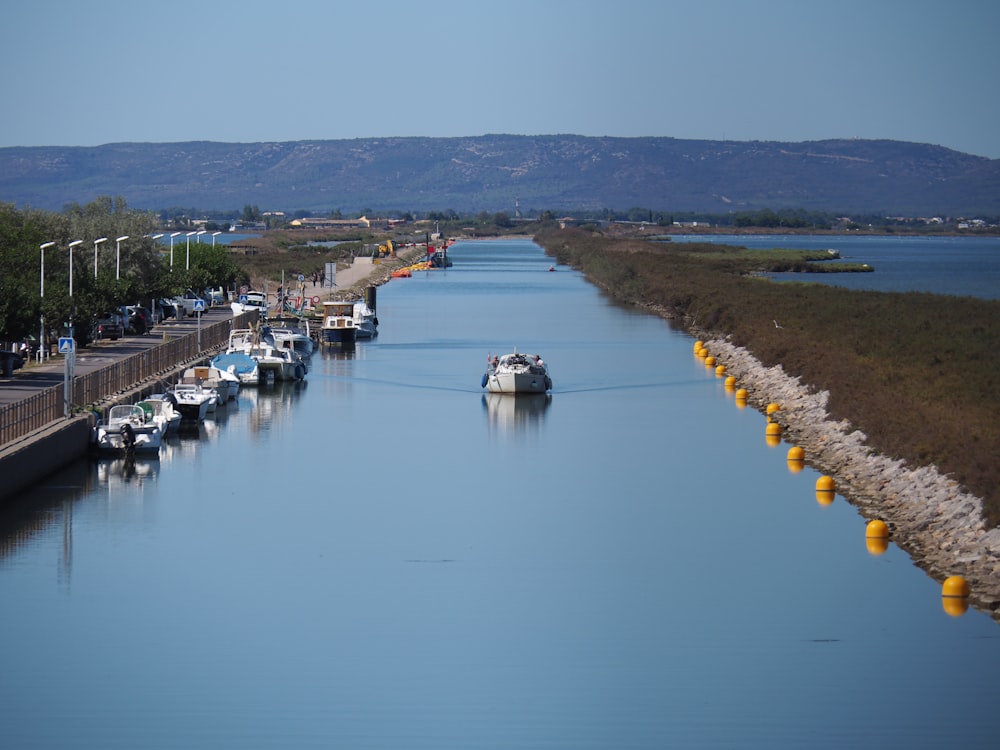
[1,238,997,749]
[665,233,1000,299]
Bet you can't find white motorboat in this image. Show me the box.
[137,395,182,434]
[231,290,269,319]
[247,343,306,381]
[225,327,306,382]
[95,404,163,456]
[182,364,240,403]
[211,351,260,386]
[265,321,315,357]
[352,300,378,339]
[482,348,552,394]
[167,382,217,422]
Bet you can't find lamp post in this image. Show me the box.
[185,231,196,270]
[67,240,82,297]
[40,242,55,361]
[169,231,182,269]
[211,231,221,246]
[115,235,129,280]
[67,240,83,347]
[92,237,108,279]
[194,230,207,265]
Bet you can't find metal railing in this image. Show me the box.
[0,313,256,447]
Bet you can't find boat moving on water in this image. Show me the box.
[482,348,552,394]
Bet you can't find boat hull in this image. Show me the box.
[322,327,357,345]
[485,371,551,394]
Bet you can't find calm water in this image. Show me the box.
[1,239,998,749]
[666,233,1000,299]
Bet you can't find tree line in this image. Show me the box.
[0,197,240,349]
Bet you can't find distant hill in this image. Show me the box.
[1,135,997,216]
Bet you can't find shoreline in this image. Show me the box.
[691,331,1000,621]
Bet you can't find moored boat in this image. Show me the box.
[224,328,306,381]
[352,300,378,339]
[321,301,358,346]
[483,348,552,394]
[137,394,182,434]
[167,382,217,422]
[95,404,163,456]
[182,364,240,403]
[265,320,315,357]
[211,351,260,386]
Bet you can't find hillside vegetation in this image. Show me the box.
[2,135,998,215]
[535,228,1000,525]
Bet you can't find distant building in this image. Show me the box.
[289,216,371,229]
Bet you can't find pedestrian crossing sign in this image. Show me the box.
[58,337,74,354]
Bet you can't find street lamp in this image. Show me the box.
[40,242,55,361]
[169,232,182,269]
[115,235,129,280]
[93,237,108,279]
[211,231,221,246]
[67,240,83,297]
[185,231,196,270]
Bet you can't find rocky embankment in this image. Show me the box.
[697,335,1000,621]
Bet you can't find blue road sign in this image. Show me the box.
[193,299,206,312]
[239,294,248,304]
[58,337,75,354]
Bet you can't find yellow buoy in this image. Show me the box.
[786,459,804,474]
[815,475,836,505]
[724,376,737,389]
[942,575,970,598]
[866,520,889,539]
[735,388,748,400]
[715,364,727,377]
[766,402,781,416]
[704,355,716,367]
[787,446,805,461]
[765,422,781,447]
[693,340,703,353]
[696,346,708,359]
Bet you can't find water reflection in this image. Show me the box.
[482,392,551,433]
[95,455,160,487]
[239,379,308,436]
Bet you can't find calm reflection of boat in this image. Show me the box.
[482,391,551,431]
[95,456,160,487]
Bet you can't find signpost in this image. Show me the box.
[193,298,206,351]
[58,337,75,418]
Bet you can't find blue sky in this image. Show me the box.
[3,0,997,158]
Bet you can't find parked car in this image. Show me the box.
[158,298,185,320]
[120,305,153,335]
[178,289,207,316]
[203,287,225,306]
[92,312,125,341]
[0,349,24,376]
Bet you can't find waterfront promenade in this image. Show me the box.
[0,251,424,502]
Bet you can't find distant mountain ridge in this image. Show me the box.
[1,135,997,216]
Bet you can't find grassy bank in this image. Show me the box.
[536,228,1000,525]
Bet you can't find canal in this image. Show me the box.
[1,238,997,748]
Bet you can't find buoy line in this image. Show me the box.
[703,336,1000,621]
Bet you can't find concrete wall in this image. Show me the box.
[0,416,93,506]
